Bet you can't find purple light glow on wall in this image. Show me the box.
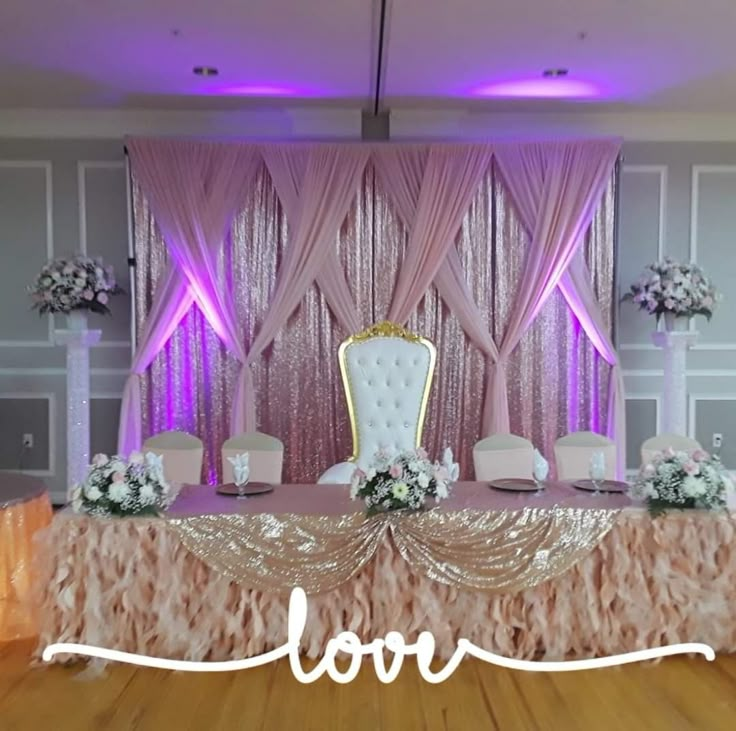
[210,84,306,97]
[473,78,600,99]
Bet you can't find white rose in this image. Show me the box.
[109,460,127,473]
[366,467,376,481]
[417,472,430,488]
[435,480,449,500]
[108,482,130,503]
[84,483,102,501]
[139,483,157,505]
[129,451,145,464]
[682,476,706,498]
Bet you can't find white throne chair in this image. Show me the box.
[317,322,437,484]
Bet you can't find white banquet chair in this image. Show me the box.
[317,321,436,484]
[221,432,284,484]
[554,431,617,481]
[473,434,534,481]
[641,433,702,465]
[142,430,204,485]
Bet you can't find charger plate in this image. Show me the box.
[489,478,541,492]
[216,482,274,496]
[572,479,629,493]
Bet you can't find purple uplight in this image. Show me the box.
[473,78,599,99]
[212,84,303,97]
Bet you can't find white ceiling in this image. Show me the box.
[2,0,736,112]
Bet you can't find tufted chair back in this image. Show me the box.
[339,322,436,469]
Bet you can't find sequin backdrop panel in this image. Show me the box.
[133,160,615,483]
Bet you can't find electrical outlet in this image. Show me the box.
[22,433,34,448]
[713,433,723,449]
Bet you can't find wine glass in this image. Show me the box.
[589,451,606,495]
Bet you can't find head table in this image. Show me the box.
[33,482,736,664]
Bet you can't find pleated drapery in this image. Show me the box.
[123,138,620,482]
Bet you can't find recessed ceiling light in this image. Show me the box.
[543,68,569,78]
[193,66,219,77]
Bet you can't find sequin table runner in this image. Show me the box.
[164,482,626,593]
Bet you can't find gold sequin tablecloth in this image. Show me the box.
[33,483,736,662]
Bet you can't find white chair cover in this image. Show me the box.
[318,322,436,484]
[142,430,204,485]
[221,432,284,484]
[554,431,617,481]
[641,433,702,466]
[473,434,534,481]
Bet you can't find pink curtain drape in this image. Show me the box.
[262,147,363,336]
[117,265,194,455]
[241,145,370,430]
[490,140,621,440]
[123,139,262,436]
[373,145,500,433]
[559,254,626,477]
[382,144,494,323]
[122,138,621,477]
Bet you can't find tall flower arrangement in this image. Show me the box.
[351,447,458,515]
[623,258,718,321]
[29,255,122,315]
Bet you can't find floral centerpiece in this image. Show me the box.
[629,448,731,515]
[350,447,458,515]
[623,258,718,330]
[68,451,175,518]
[29,254,123,316]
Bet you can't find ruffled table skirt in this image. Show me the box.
[32,500,736,663]
[1,481,53,641]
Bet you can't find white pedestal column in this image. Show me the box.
[54,328,101,489]
[651,330,698,435]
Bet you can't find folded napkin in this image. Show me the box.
[228,452,250,486]
[533,449,549,481]
[442,447,460,482]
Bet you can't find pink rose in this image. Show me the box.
[92,453,109,466]
[692,449,709,462]
[664,447,676,458]
[703,296,714,308]
[82,289,94,301]
[642,463,656,477]
[43,291,53,301]
[664,298,675,310]
[112,471,126,483]
[389,464,403,479]
[97,292,109,304]
[683,460,700,476]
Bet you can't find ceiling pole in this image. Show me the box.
[374,0,388,116]
[362,0,390,140]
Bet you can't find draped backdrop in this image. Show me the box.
[120,139,622,483]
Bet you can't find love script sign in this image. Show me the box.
[43,587,715,683]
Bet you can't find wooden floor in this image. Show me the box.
[2,641,736,730]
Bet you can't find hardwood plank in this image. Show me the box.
[2,642,736,730]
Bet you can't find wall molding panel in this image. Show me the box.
[0,160,54,347]
[0,391,56,477]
